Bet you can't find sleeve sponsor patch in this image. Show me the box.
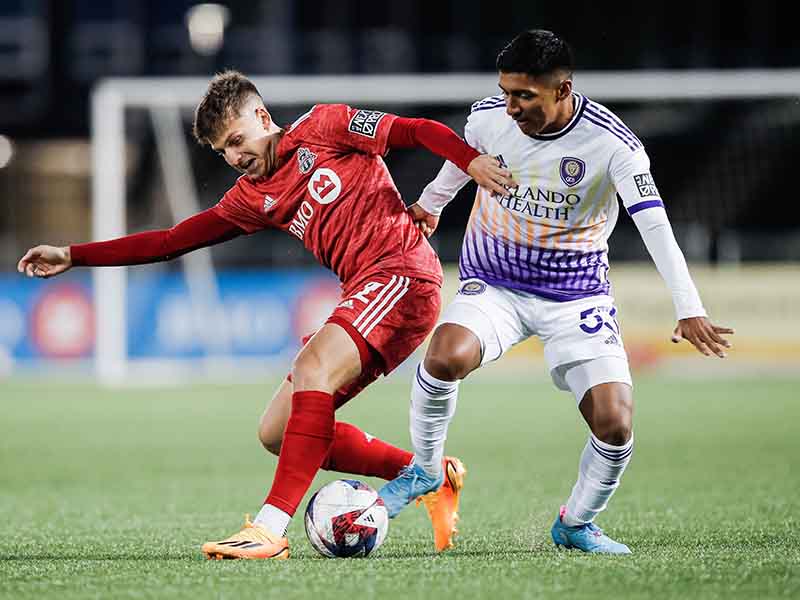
[633,173,660,198]
[348,109,386,138]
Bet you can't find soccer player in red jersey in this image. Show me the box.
[18,71,514,559]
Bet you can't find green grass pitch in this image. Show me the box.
[1,375,797,599]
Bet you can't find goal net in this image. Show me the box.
[90,70,800,384]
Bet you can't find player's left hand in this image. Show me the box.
[671,316,734,358]
[467,155,516,197]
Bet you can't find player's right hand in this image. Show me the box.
[467,154,516,197]
[408,203,439,238]
[17,245,73,278]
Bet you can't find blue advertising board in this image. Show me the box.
[0,269,341,364]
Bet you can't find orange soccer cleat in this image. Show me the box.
[202,515,290,560]
[417,456,467,552]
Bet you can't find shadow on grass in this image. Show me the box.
[0,554,192,561]
[337,547,546,560]
[0,547,548,562]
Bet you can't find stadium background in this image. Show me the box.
[1,0,798,376]
[1,3,798,599]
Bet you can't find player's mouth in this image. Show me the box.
[514,117,539,135]
[514,117,530,130]
[241,157,257,174]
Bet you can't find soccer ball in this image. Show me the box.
[304,479,389,558]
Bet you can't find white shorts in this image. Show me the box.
[439,279,632,402]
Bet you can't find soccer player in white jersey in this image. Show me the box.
[379,29,734,554]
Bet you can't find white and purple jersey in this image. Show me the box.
[419,92,666,302]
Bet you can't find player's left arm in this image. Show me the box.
[386,117,512,197]
[613,150,734,358]
[323,106,511,196]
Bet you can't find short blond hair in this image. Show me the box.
[192,70,262,145]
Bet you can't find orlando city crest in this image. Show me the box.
[297,147,317,174]
[559,157,586,187]
[459,280,487,295]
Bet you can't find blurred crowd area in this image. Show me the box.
[1,0,799,269]
[1,1,795,135]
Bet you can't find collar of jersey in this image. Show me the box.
[529,93,586,141]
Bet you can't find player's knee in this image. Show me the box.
[584,384,633,446]
[258,424,282,456]
[593,403,633,446]
[424,352,472,381]
[291,351,325,390]
[597,421,632,447]
[424,325,481,381]
[262,438,282,457]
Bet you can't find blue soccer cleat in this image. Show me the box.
[379,457,467,551]
[551,505,631,554]
[378,460,443,519]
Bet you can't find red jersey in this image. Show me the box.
[213,104,443,291]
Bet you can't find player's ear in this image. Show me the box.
[556,78,572,101]
[255,106,272,129]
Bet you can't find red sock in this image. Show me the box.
[321,422,413,481]
[265,390,335,516]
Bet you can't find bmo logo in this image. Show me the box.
[307,168,342,204]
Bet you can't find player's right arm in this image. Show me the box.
[17,207,244,278]
[412,100,508,235]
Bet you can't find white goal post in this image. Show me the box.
[90,69,800,385]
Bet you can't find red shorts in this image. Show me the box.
[290,273,440,408]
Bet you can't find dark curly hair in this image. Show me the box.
[193,70,262,145]
[496,30,574,79]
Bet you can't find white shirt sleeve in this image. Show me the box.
[416,162,472,216]
[611,148,707,320]
[416,110,484,216]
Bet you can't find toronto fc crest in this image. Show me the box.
[559,157,586,187]
[297,147,317,174]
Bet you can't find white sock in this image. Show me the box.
[563,433,634,527]
[409,362,459,477]
[254,503,291,537]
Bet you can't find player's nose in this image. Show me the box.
[225,148,242,166]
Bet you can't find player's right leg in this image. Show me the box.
[379,279,524,550]
[203,323,363,560]
[377,323,479,550]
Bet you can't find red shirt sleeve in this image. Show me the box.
[307,104,398,156]
[70,208,243,266]
[386,117,480,173]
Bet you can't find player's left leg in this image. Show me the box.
[550,359,634,554]
[258,376,413,481]
[538,294,634,554]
